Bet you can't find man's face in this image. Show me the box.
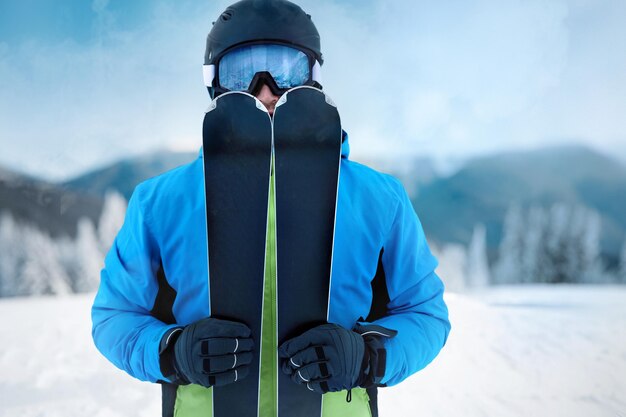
[255,83,280,116]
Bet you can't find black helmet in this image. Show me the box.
[203,0,324,97]
[205,0,323,65]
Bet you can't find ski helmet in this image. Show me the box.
[203,0,324,98]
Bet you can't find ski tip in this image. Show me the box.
[205,99,218,114]
[276,92,289,108]
[255,98,270,113]
[277,86,338,109]
[206,91,272,115]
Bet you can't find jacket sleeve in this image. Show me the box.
[91,185,180,383]
[370,179,451,386]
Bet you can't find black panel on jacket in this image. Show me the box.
[150,262,178,325]
[366,249,389,323]
[364,249,389,417]
[151,262,179,417]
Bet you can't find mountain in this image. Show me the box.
[0,151,196,238]
[357,155,438,199]
[63,150,197,200]
[412,145,626,263]
[6,145,623,265]
[0,166,102,238]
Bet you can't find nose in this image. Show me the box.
[255,83,279,115]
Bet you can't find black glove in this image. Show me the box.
[159,318,254,388]
[278,323,396,394]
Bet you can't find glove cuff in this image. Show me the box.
[353,323,397,388]
[158,327,188,385]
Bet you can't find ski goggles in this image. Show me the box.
[203,43,322,96]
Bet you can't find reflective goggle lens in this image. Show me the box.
[218,44,311,92]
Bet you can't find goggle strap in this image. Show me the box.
[203,65,215,87]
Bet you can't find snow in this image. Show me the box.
[0,295,160,417]
[1,286,624,417]
[379,286,626,417]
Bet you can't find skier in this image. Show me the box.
[91,1,451,416]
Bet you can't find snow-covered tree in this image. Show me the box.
[542,204,571,283]
[0,212,19,297]
[618,239,626,284]
[432,243,467,292]
[68,218,104,293]
[0,208,113,297]
[98,190,127,253]
[494,204,524,284]
[20,224,71,296]
[569,206,602,283]
[541,204,602,283]
[521,206,546,283]
[494,203,604,284]
[466,223,490,288]
[0,212,70,297]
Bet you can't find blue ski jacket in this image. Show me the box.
[92,131,450,408]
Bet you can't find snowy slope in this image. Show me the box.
[0,286,624,417]
[0,295,161,417]
[379,286,626,417]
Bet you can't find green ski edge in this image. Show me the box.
[259,156,278,417]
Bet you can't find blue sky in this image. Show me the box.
[0,0,625,180]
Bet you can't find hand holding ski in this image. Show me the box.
[171,318,255,388]
[278,322,398,394]
[278,323,365,394]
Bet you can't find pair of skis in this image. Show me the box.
[203,87,342,417]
